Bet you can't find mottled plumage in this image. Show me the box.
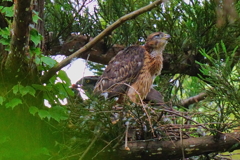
[94,32,170,103]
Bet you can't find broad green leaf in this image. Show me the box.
[0,96,5,105]
[30,47,42,56]
[29,106,39,115]
[5,98,22,109]
[58,70,71,85]
[33,14,40,24]
[41,56,57,68]
[54,82,69,99]
[49,105,68,122]
[30,29,42,46]
[12,85,18,94]
[12,84,24,95]
[32,11,42,24]
[20,86,36,97]
[38,110,51,120]
[0,38,10,45]
[2,6,13,17]
[26,86,36,97]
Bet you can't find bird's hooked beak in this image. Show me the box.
[71,84,82,89]
[163,33,171,40]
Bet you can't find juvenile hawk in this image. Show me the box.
[94,32,170,104]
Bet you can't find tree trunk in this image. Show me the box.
[5,0,31,79]
[0,1,61,159]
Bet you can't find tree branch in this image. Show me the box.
[178,92,207,108]
[98,132,240,160]
[46,35,124,64]
[40,0,164,83]
[45,34,204,77]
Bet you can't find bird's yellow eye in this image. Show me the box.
[86,80,90,83]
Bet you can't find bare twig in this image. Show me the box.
[179,92,207,108]
[92,135,121,159]
[125,121,130,150]
[162,109,210,131]
[40,0,163,83]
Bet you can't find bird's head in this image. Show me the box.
[75,76,99,93]
[145,32,170,52]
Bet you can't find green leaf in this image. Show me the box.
[38,110,51,120]
[199,49,214,63]
[0,96,5,105]
[49,105,68,122]
[26,86,36,97]
[34,56,41,65]
[41,56,57,68]
[30,47,42,56]
[2,6,13,17]
[12,84,24,95]
[58,70,71,85]
[5,98,22,109]
[32,11,42,24]
[54,82,69,99]
[0,37,10,45]
[30,29,42,46]
[12,85,18,94]
[20,86,36,97]
[220,40,227,54]
[29,106,39,115]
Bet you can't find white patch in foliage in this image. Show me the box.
[101,92,109,99]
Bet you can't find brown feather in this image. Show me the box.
[94,46,145,98]
[94,32,170,104]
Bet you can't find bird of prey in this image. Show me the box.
[93,32,170,104]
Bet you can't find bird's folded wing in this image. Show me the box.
[94,45,146,98]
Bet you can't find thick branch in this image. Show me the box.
[47,35,124,64]
[99,132,240,160]
[40,0,163,83]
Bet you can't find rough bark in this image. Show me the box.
[0,1,12,71]
[5,0,32,77]
[98,132,240,160]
